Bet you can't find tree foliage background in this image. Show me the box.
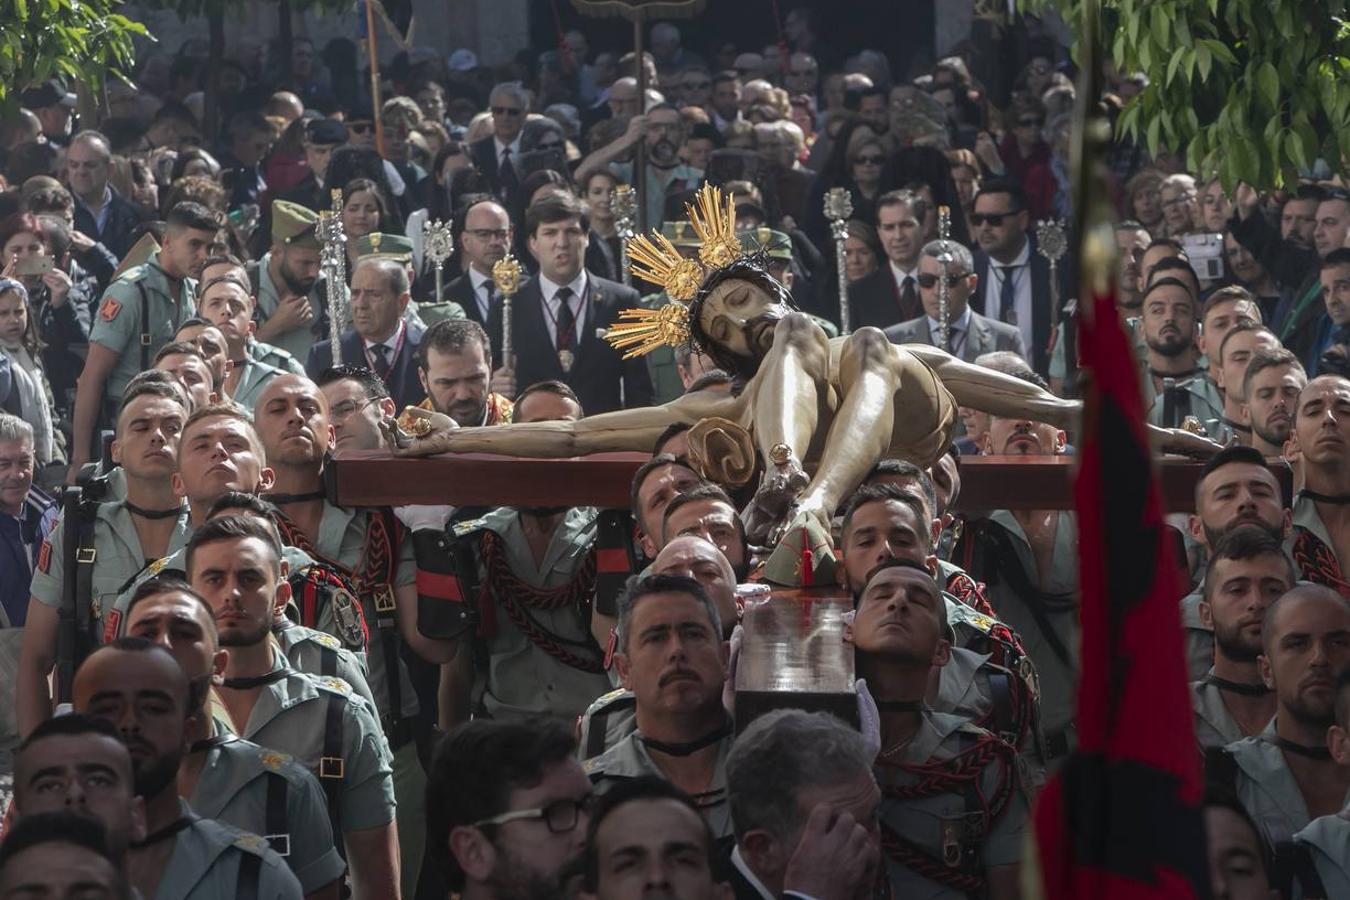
[1022,0,1350,190]
[0,0,147,114]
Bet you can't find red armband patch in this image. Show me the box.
[36,539,51,573]
[100,298,122,322]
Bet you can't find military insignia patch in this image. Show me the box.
[314,632,341,649]
[331,589,365,649]
[259,750,289,771]
[100,298,122,322]
[102,608,122,644]
[234,833,266,852]
[36,539,51,573]
[322,677,351,695]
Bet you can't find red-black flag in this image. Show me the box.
[1025,8,1210,898]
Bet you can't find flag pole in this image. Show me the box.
[365,0,386,158]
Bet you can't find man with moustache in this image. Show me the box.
[1288,667,1350,895]
[426,718,593,900]
[584,575,734,839]
[1141,277,1223,433]
[1219,585,1350,847]
[1242,349,1308,457]
[247,201,333,363]
[122,577,346,898]
[1209,322,1281,445]
[184,516,399,898]
[1192,528,1291,749]
[1277,194,1350,363]
[252,374,447,900]
[957,378,1079,764]
[19,381,193,735]
[406,319,514,429]
[577,103,704,230]
[1288,374,1350,596]
[73,639,303,899]
[1307,248,1350,375]
[1181,446,1293,680]
[198,274,286,411]
[849,561,1027,898]
[579,535,741,760]
[839,483,1043,781]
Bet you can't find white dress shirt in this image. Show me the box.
[469,267,495,320]
[982,238,1033,355]
[889,259,920,296]
[493,136,522,169]
[538,270,589,348]
[363,320,405,368]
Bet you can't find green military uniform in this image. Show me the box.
[248,337,305,375]
[577,688,637,760]
[875,710,1028,899]
[1290,493,1348,591]
[251,249,333,364]
[462,505,611,722]
[90,258,196,415]
[1145,370,1224,438]
[933,645,1045,788]
[274,619,377,713]
[1181,585,1215,681]
[584,730,734,839]
[229,356,287,412]
[354,232,466,328]
[190,721,346,894]
[30,502,193,643]
[1191,671,1264,750]
[968,510,1079,761]
[155,799,302,900]
[235,649,396,842]
[1225,722,1350,847]
[1293,814,1350,897]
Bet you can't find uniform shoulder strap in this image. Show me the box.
[1272,840,1329,900]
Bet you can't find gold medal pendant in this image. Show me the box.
[559,349,575,373]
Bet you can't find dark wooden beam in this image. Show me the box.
[327,450,1293,513]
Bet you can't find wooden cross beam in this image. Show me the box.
[326,451,1293,513]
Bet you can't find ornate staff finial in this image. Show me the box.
[823,188,854,333]
[492,253,524,370]
[935,205,955,353]
[422,218,454,305]
[318,188,348,363]
[611,185,638,288]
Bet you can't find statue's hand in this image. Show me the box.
[742,450,810,545]
[384,407,461,456]
[1149,423,1222,459]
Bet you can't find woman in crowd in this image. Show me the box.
[582,169,622,283]
[341,177,393,270]
[1124,168,1166,235]
[0,278,57,465]
[842,219,882,284]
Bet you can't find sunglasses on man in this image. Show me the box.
[917,272,969,289]
[970,211,1020,227]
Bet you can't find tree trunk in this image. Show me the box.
[204,4,224,141]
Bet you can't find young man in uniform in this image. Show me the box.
[122,577,347,898]
[850,560,1027,899]
[73,639,303,899]
[1241,348,1307,457]
[199,255,305,375]
[71,201,219,473]
[185,514,400,898]
[198,273,287,411]
[1210,322,1281,445]
[248,201,331,363]
[585,575,734,840]
[1191,527,1290,749]
[1288,374,1350,595]
[19,380,193,735]
[1288,666,1350,895]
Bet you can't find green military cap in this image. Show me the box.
[272,200,321,249]
[659,220,701,249]
[738,226,793,261]
[353,232,413,263]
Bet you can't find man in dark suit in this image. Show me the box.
[724,709,881,900]
[66,130,146,260]
[507,194,653,415]
[846,189,929,332]
[885,239,1027,363]
[969,178,1070,377]
[468,82,529,207]
[306,256,426,409]
[275,118,348,215]
[443,196,512,361]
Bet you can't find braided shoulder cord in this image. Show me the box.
[1291,529,1350,597]
[880,828,987,895]
[945,571,996,617]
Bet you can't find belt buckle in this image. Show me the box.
[265,834,291,857]
[319,756,345,779]
[373,584,396,614]
[77,548,97,564]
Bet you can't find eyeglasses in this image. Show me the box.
[330,397,376,421]
[970,212,1017,226]
[853,154,885,166]
[1015,118,1043,128]
[472,795,594,834]
[917,272,969,289]
[465,228,509,241]
[491,106,524,117]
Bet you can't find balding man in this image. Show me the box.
[67,130,145,259]
[1289,375,1350,595]
[1219,585,1350,847]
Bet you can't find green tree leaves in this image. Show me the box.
[1019,0,1350,190]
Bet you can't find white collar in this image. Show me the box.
[539,269,588,304]
[889,259,919,283]
[729,847,776,900]
[363,319,404,350]
[926,305,973,332]
[494,136,521,157]
[469,266,494,290]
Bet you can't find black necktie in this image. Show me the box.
[554,286,576,351]
[499,148,518,196]
[370,343,391,379]
[481,279,496,318]
[899,275,917,319]
[998,266,1019,325]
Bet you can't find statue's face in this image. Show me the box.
[696,277,787,360]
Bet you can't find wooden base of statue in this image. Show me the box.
[733,587,859,734]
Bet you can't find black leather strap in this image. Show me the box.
[320,688,346,853]
[264,771,289,857]
[236,850,262,900]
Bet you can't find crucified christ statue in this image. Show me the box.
[387,253,1215,546]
